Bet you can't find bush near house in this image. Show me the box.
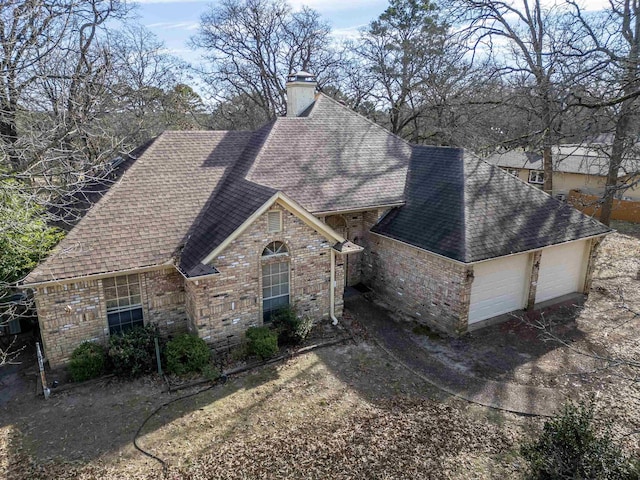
[271,305,313,346]
[520,399,639,480]
[165,334,212,376]
[68,342,106,382]
[107,325,160,377]
[246,326,279,360]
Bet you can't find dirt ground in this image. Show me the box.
[1,227,639,479]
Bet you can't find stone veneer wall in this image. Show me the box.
[34,267,187,368]
[186,203,344,349]
[364,234,472,335]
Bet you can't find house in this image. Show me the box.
[485,144,640,201]
[23,72,611,368]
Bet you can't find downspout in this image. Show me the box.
[330,249,339,325]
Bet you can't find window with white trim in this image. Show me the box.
[503,168,519,177]
[267,211,282,233]
[262,241,288,257]
[261,241,289,322]
[528,170,545,184]
[103,274,144,334]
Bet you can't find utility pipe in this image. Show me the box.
[330,249,339,325]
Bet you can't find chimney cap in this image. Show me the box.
[287,70,317,84]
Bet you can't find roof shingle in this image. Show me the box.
[372,147,611,263]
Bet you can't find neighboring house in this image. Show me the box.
[485,145,640,201]
[23,72,611,368]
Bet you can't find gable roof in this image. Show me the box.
[25,94,412,284]
[485,147,637,177]
[25,130,254,284]
[372,147,611,263]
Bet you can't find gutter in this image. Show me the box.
[370,230,612,266]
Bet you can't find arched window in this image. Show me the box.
[261,241,289,322]
[262,241,288,257]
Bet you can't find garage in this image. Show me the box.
[535,240,588,303]
[468,253,530,324]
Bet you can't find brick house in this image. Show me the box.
[485,144,640,202]
[23,72,611,367]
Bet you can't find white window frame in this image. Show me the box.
[261,261,290,322]
[504,168,519,177]
[261,242,290,322]
[267,210,282,233]
[528,170,545,184]
[103,274,144,334]
[262,241,288,258]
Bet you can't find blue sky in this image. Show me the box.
[132,0,390,64]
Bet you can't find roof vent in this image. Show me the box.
[286,70,317,117]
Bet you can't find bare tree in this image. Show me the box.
[354,0,450,141]
[191,0,342,124]
[0,2,206,365]
[567,0,640,226]
[450,0,585,194]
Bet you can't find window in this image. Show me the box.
[262,262,290,322]
[262,241,288,257]
[267,211,282,233]
[528,170,545,184]
[103,274,143,334]
[261,241,289,322]
[503,168,519,177]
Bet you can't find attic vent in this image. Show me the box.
[268,211,282,233]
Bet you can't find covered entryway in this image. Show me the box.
[325,214,362,287]
[469,253,530,324]
[535,240,588,303]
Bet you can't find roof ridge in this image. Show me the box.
[459,149,470,262]
[161,129,234,134]
[245,120,279,184]
[312,93,415,148]
[25,133,167,281]
[178,125,277,272]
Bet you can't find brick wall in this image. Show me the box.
[365,233,471,334]
[187,203,343,349]
[35,279,106,368]
[142,269,188,335]
[35,268,188,368]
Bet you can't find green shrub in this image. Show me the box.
[108,325,159,377]
[521,399,638,480]
[246,326,279,360]
[271,305,313,345]
[202,363,221,381]
[69,342,106,382]
[165,334,211,376]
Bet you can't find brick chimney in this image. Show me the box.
[286,71,317,117]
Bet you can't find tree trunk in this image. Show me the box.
[542,144,553,195]
[599,107,632,226]
[0,115,20,171]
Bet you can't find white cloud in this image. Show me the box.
[146,21,199,30]
[331,25,364,41]
[132,0,208,4]
[289,0,383,13]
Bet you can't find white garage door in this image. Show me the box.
[469,253,530,324]
[535,240,588,304]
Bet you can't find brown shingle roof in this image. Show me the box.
[25,130,253,283]
[246,94,411,213]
